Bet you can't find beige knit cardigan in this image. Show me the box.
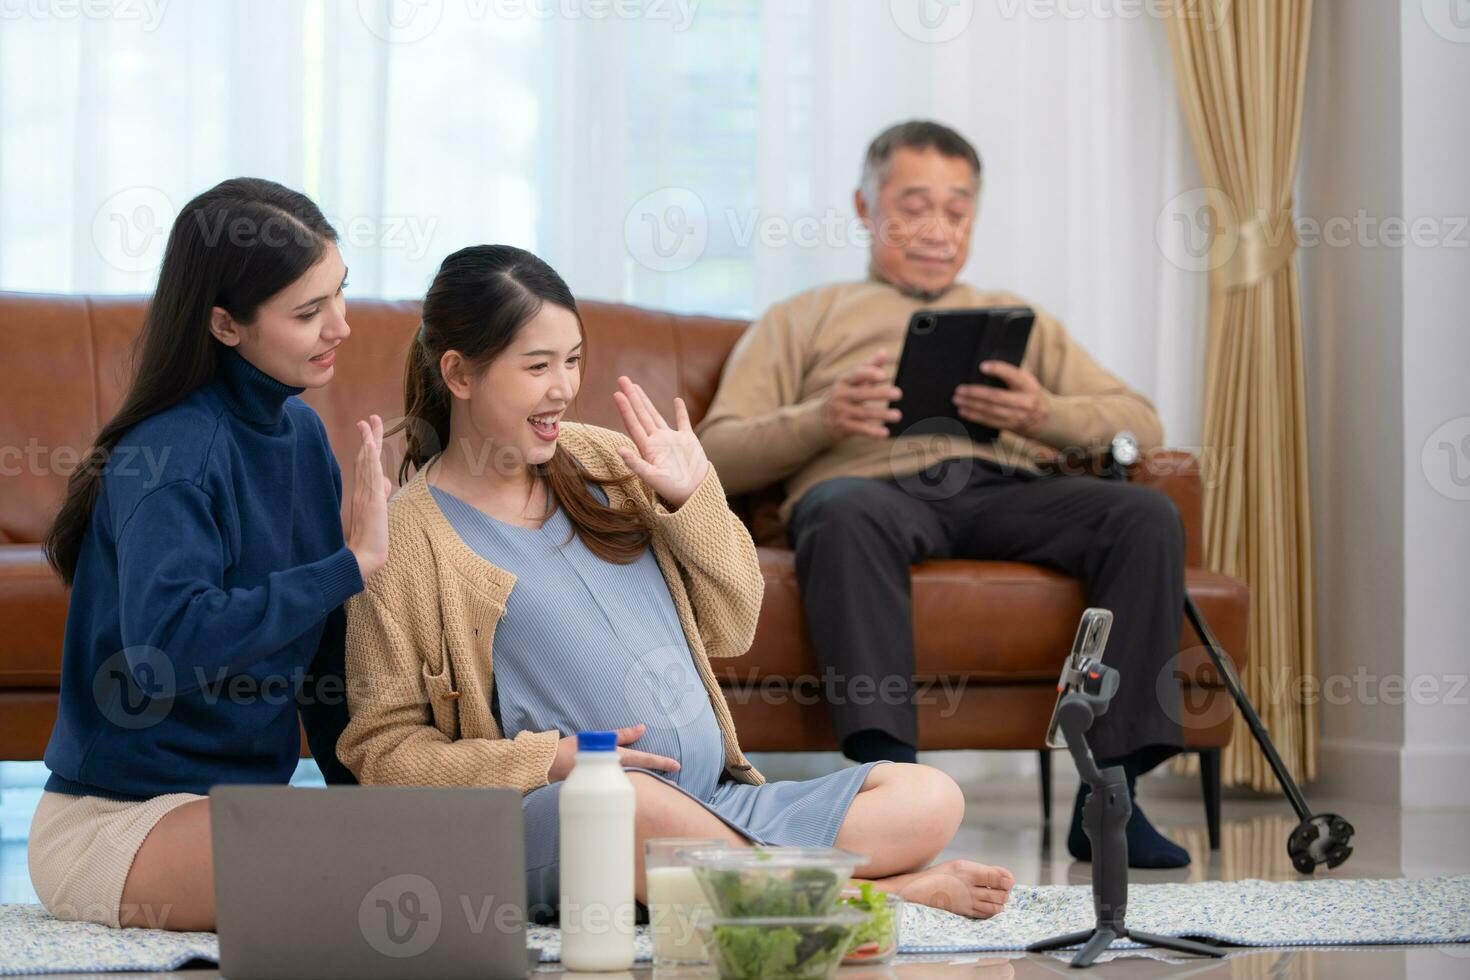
[336,422,768,792]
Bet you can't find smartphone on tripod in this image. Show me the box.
[1044,608,1113,749]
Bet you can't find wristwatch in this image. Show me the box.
[1110,430,1139,468]
[1095,430,1139,482]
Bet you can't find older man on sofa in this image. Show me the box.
[697,120,1191,868]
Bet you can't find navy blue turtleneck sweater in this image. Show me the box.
[44,346,365,800]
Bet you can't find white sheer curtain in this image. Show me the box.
[0,0,1204,443]
[0,1,1206,785]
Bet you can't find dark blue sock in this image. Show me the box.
[1066,758,1190,869]
[841,728,918,764]
[1121,798,1191,869]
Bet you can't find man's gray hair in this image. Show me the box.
[859,120,982,207]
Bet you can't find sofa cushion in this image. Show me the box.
[717,550,1249,686]
[723,679,1237,753]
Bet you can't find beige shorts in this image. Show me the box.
[27,789,206,928]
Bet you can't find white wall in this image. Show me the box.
[1299,0,1406,803]
[1299,0,1470,807]
[1398,1,1470,810]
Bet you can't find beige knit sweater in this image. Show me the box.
[697,274,1165,522]
[337,422,767,793]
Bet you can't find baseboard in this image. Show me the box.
[1316,736,1403,805]
[1400,743,1470,808]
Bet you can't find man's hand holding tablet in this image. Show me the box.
[821,348,905,440]
[953,359,1052,437]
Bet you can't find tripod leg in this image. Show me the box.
[1069,929,1119,968]
[1184,596,1312,821]
[1025,929,1096,953]
[1128,930,1225,959]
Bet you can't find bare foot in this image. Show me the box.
[862,859,1016,919]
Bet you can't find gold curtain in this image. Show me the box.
[1164,0,1317,790]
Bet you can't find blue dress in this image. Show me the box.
[429,483,883,920]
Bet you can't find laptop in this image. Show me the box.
[211,785,540,979]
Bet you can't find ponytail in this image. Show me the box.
[396,324,450,485]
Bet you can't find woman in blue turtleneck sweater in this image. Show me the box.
[28,179,391,932]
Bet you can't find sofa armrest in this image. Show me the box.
[1128,450,1203,568]
[0,544,68,688]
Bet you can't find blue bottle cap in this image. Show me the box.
[576,731,619,751]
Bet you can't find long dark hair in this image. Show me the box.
[43,178,338,586]
[396,245,650,564]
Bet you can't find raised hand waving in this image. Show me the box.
[612,376,710,510]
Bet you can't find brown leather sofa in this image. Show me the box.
[0,291,1248,844]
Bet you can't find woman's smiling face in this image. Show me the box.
[214,244,350,389]
[441,302,583,472]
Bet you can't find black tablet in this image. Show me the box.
[886,306,1036,443]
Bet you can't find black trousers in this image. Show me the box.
[786,457,1185,763]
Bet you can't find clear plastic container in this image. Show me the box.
[644,837,726,967]
[693,908,867,980]
[678,846,866,918]
[838,885,905,965]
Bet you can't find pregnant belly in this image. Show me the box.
[620,648,727,795]
[498,644,728,793]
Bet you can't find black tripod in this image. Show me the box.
[1096,432,1355,875]
[1027,662,1224,968]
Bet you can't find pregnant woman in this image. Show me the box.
[29,178,391,932]
[338,244,1013,921]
